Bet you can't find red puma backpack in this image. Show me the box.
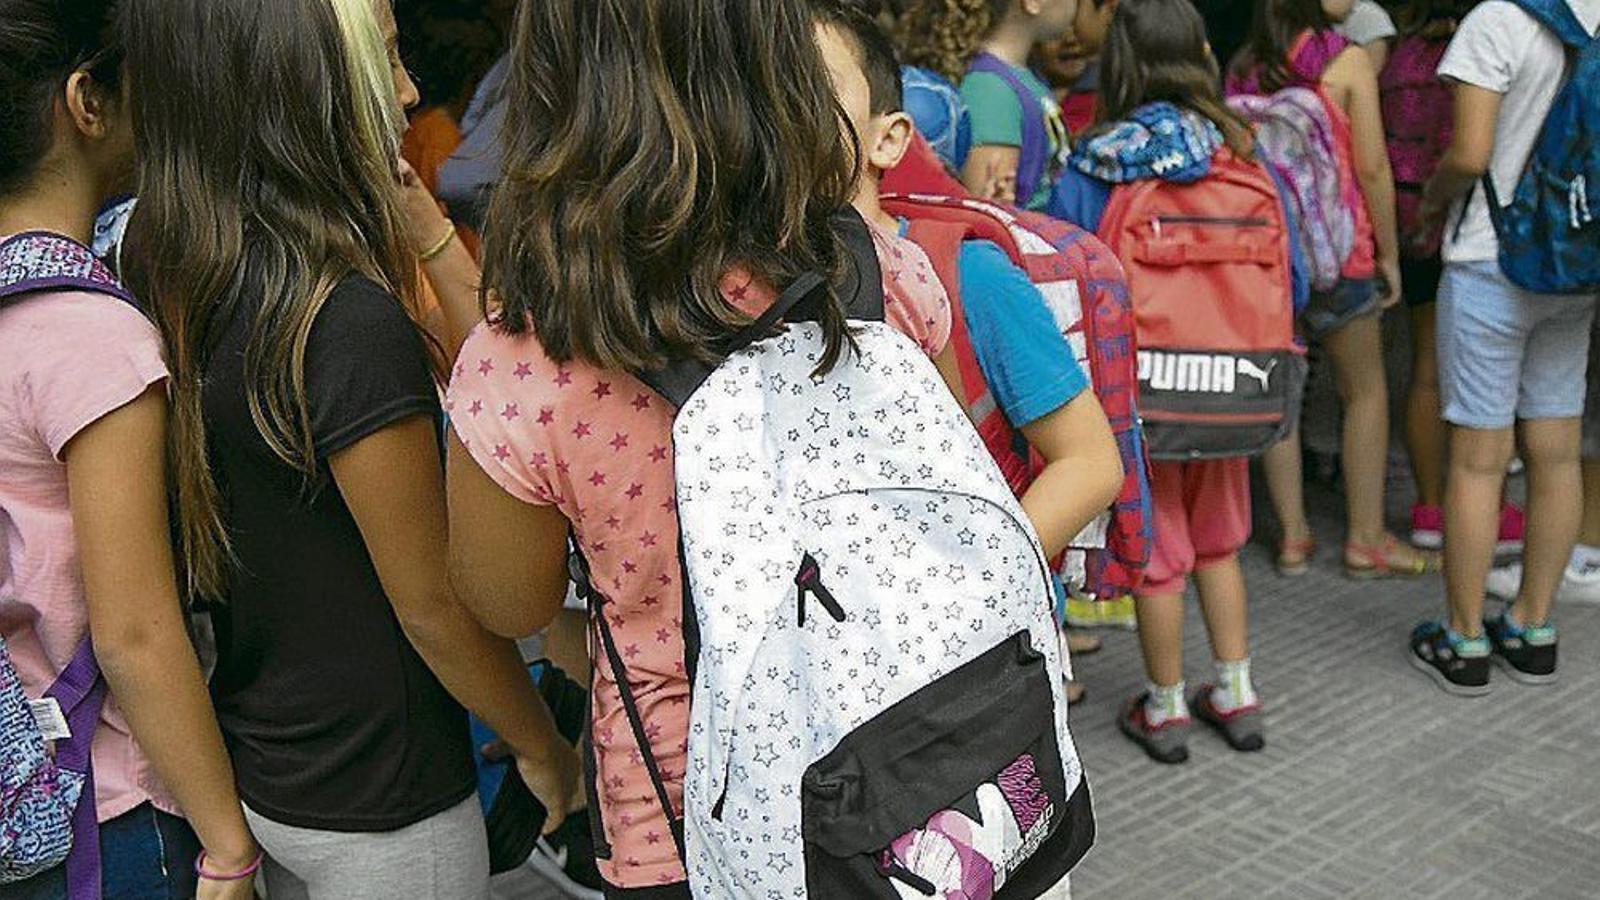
[1096,150,1306,460]
[881,151,1150,597]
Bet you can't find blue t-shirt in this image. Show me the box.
[955,240,1090,427]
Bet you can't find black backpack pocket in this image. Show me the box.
[800,631,1094,898]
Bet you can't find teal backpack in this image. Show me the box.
[1484,0,1600,293]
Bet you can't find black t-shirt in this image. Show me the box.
[203,275,474,831]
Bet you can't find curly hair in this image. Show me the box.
[896,0,1012,84]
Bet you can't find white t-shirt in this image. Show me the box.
[1336,1,1397,46]
[1437,0,1600,263]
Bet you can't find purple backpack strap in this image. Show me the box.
[0,230,135,308]
[2,230,125,900]
[43,640,107,900]
[967,52,1049,205]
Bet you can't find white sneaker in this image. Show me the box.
[1484,561,1600,605]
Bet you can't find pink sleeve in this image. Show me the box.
[13,293,170,459]
[445,325,558,507]
[872,225,953,357]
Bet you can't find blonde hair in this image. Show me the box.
[327,0,406,160]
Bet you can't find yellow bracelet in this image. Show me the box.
[420,222,457,262]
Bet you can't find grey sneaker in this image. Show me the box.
[1118,693,1191,764]
[1191,684,1265,752]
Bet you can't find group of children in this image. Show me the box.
[2,0,1596,897]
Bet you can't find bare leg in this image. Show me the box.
[1512,418,1584,627]
[1193,555,1249,663]
[1324,315,1390,544]
[1406,304,1447,508]
[1580,458,1600,548]
[1262,428,1312,573]
[1134,592,1186,687]
[1444,425,1515,637]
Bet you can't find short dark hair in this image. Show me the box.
[0,0,123,197]
[815,0,904,114]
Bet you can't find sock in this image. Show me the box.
[1445,628,1490,657]
[1568,544,1600,577]
[1211,657,1258,712]
[1145,680,1188,726]
[1498,610,1558,644]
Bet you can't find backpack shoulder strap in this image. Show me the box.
[1506,0,1597,48]
[637,208,883,408]
[902,218,990,415]
[967,52,1049,206]
[0,231,134,307]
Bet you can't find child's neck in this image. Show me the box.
[851,176,900,235]
[982,18,1042,69]
[0,168,100,246]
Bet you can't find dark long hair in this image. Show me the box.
[1098,0,1255,157]
[0,0,122,197]
[1383,0,1478,34]
[481,0,861,376]
[1236,0,1331,92]
[120,0,427,600]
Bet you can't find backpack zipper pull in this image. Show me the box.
[795,553,846,626]
[877,857,937,896]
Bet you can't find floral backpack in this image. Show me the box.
[1,231,129,898]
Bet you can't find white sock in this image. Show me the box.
[1568,544,1600,576]
[1211,658,1258,712]
[1145,680,1188,726]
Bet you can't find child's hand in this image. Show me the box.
[397,159,455,254]
[1376,257,1404,309]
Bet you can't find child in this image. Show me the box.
[1052,0,1288,762]
[0,1,259,895]
[1410,0,1600,694]
[120,0,578,895]
[444,0,956,893]
[1376,0,1525,554]
[899,0,1079,207]
[1228,0,1436,579]
[817,0,1127,699]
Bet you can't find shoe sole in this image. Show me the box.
[1492,655,1559,686]
[522,845,605,900]
[1411,531,1443,550]
[1408,649,1492,697]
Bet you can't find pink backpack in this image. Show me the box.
[1227,30,1378,288]
[1381,35,1453,254]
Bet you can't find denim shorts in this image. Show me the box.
[5,803,201,900]
[1302,276,1380,337]
[1438,260,1599,430]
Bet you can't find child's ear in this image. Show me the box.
[64,70,114,140]
[869,112,916,173]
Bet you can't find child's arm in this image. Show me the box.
[1327,46,1402,307]
[1019,393,1124,558]
[963,146,1022,203]
[1420,82,1502,228]
[68,388,260,895]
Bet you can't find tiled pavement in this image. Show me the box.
[494,473,1600,900]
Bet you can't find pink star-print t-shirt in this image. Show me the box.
[446,224,950,889]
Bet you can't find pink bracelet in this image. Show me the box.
[194,849,263,881]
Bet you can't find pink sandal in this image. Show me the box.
[1277,535,1315,577]
[1344,535,1440,580]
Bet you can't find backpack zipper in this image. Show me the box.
[1151,215,1271,238]
[796,553,846,626]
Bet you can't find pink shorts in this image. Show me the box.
[1139,458,1252,597]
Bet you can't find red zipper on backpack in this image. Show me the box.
[1141,410,1284,425]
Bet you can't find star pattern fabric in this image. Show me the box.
[446,224,950,888]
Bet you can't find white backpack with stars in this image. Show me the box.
[574,212,1095,899]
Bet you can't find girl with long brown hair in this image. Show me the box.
[117,0,577,895]
[444,0,954,894]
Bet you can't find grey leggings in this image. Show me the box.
[243,796,489,900]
